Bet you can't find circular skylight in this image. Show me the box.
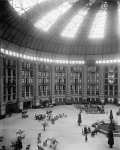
[9,0,120,40]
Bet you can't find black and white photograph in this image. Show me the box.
[0,0,120,150]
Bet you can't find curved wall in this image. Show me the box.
[0,39,120,117]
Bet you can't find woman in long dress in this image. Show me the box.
[77,112,82,126]
[108,130,114,148]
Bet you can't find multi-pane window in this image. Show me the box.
[55,66,66,95]
[38,64,50,96]
[21,62,34,98]
[70,66,83,95]
[3,58,17,102]
[87,66,100,97]
[104,66,118,99]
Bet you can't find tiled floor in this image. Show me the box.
[0,104,120,150]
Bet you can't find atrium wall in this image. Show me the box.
[0,40,120,118]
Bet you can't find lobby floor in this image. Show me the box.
[0,104,120,150]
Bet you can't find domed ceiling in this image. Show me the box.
[0,0,120,55]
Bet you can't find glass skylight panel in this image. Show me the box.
[9,0,51,15]
[34,2,72,31]
[89,9,107,39]
[118,6,120,36]
[61,8,89,38]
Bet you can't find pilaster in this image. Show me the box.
[66,65,71,102]
[83,65,87,101]
[99,66,105,104]
[33,63,39,107]
[51,65,55,104]
[0,54,6,116]
[117,65,120,105]
[17,60,23,110]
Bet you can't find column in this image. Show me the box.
[99,66,105,104]
[0,54,6,117]
[117,65,120,105]
[83,65,87,101]
[66,65,71,103]
[17,60,23,110]
[33,63,39,107]
[51,65,55,104]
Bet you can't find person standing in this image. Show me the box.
[109,110,113,123]
[108,130,114,148]
[84,126,88,142]
[85,134,88,142]
[42,120,48,131]
[37,133,42,144]
[16,136,22,150]
[1,146,6,150]
[77,111,82,126]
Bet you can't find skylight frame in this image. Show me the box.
[9,0,51,15]
[34,2,72,32]
[88,8,107,39]
[118,5,120,36]
[61,7,89,38]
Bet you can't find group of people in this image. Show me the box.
[84,104,105,114]
[77,109,115,148]
[0,107,116,150]
[42,112,67,131]
[11,129,26,150]
[0,130,58,150]
[0,129,25,150]
[50,113,67,125]
[82,126,114,148]
[37,133,58,150]
[35,110,67,149]
[76,104,105,114]
[34,110,67,131]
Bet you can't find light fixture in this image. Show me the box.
[5,50,9,55]
[1,48,85,65]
